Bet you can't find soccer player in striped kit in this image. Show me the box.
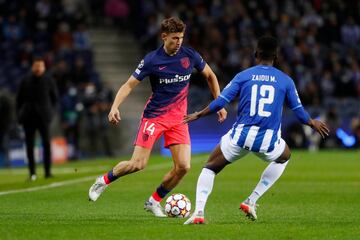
[184,36,329,224]
[88,17,227,217]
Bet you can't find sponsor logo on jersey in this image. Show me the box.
[159,74,191,84]
[180,57,190,69]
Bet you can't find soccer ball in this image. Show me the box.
[164,193,191,218]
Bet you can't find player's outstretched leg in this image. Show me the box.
[89,146,151,201]
[144,144,190,217]
[185,145,230,225]
[240,161,289,220]
[144,184,168,217]
[184,168,215,224]
[89,169,120,201]
[241,145,291,220]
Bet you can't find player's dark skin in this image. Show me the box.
[200,143,291,174]
[183,59,330,174]
[184,115,328,173]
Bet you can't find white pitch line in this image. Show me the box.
[0,166,111,175]
[0,176,96,196]
[0,156,206,196]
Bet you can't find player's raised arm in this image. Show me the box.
[292,107,330,138]
[200,64,221,99]
[200,63,227,123]
[185,74,243,123]
[286,79,330,138]
[307,118,330,139]
[108,76,140,124]
[183,96,228,123]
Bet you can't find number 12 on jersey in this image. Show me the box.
[250,84,275,117]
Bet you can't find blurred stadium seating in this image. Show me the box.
[129,0,360,151]
[0,0,359,166]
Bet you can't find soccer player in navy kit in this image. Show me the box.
[88,17,227,217]
[184,36,329,224]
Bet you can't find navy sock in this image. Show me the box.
[104,170,119,184]
[155,184,171,199]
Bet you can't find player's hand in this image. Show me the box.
[308,119,330,138]
[217,108,227,123]
[183,111,201,123]
[108,108,121,124]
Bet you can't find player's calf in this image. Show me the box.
[112,158,147,176]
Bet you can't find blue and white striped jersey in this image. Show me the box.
[219,65,304,153]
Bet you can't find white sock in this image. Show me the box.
[194,168,216,215]
[100,176,106,184]
[149,195,161,204]
[248,161,289,204]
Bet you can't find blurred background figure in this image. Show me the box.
[96,81,115,157]
[59,86,82,160]
[104,0,130,31]
[0,0,358,169]
[0,90,13,167]
[81,82,99,157]
[16,57,58,180]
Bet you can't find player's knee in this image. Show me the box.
[275,144,291,164]
[205,159,230,174]
[175,164,190,176]
[204,164,223,174]
[275,151,291,164]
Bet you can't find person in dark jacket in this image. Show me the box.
[16,57,58,180]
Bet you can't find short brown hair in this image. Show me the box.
[161,17,186,33]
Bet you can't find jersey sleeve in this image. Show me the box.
[219,73,243,103]
[286,78,302,110]
[132,55,152,81]
[286,77,311,124]
[192,50,206,72]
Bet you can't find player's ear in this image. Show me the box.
[161,32,167,41]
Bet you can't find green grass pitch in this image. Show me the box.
[0,150,359,240]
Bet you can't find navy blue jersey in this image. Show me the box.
[132,45,206,119]
[219,65,304,152]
